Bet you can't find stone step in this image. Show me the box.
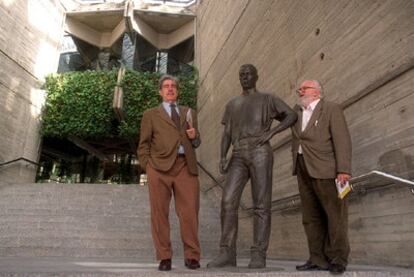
[0,215,151,229]
[0,226,151,239]
[0,186,143,201]
[1,204,218,216]
[0,223,216,240]
[0,222,219,240]
[0,236,153,248]
[0,183,221,258]
[0,257,412,276]
[0,204,146,214]
[0,247,145,258]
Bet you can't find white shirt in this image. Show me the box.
[162,101,185,154]
[298,99,320,154]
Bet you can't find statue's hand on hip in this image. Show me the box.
[255,131,272,146]
[219,158,229,174]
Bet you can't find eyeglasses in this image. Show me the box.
[296,87,317,94]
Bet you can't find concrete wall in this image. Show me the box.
[0,0,65,182]
[195,0,414,266]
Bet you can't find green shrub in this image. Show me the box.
[41,69,198,140]
[42,70,117,138]
[119,69,198,137]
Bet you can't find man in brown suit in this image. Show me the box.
[291,80,352,275]
[138,75,201,271]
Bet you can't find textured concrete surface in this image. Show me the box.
[0,257,412,276]
[195,0,414,266]
[0,0,65,183]
[0,183,221,259]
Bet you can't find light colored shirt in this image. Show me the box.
[299,99,320,154]
[162,101,185,154]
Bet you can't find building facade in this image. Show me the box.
[0,0,413,266]
[195,0,414,266]
[0,0,66,182]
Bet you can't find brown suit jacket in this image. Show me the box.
[138,104,200,175]
[291,99,352,179]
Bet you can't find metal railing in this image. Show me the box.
[264,170,414,214]
[197,162,223,191]
[197,162,414,214]
[142,0,197,7]
[0,157,40,168]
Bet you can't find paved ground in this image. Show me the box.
[0,257,413,276]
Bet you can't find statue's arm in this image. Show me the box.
[219,125,231,174]
[257,96,298,145]
[271,97,298,134]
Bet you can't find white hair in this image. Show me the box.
[305,79,324,98]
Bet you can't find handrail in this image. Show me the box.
[264,170,414,214]
[0,157,40,168]
[350,170,414,193]
[142,0,197,7]
[197,161,223,191]
[197,164,414,214]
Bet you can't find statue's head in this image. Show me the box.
[239,64,258,90]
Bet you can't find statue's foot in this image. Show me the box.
[207,251,236,268]
[248,251,266,268]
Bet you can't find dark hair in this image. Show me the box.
[159,74,179,90]
[239,64,258,75]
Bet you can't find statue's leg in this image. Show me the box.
[207,153,249,268]
[248,144,273,268]
[220,154,249,249]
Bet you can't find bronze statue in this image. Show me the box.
[207,64,297,268]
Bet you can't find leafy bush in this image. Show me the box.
[41,69,198,140]
[119,69,198,137]
[42,70,117,138]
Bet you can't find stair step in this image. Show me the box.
[0,257,411,276]
[0,183,220,258]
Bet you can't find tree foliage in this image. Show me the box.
[41,69,198,140]
[119,69,198,137]
[42,70,117,138]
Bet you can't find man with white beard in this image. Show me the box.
[291,80,352,275]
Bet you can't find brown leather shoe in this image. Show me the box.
[158,259,172,271]
[184,259,200,270]
[296,260,328,271]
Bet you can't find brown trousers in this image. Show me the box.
[296,155,350,267]
[146,157,200,260]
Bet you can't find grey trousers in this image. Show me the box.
[296,154,350,267]
[219,143,273,255]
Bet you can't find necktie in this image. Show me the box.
[170,103,180,130]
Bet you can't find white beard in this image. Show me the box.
[298,95,316,108]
